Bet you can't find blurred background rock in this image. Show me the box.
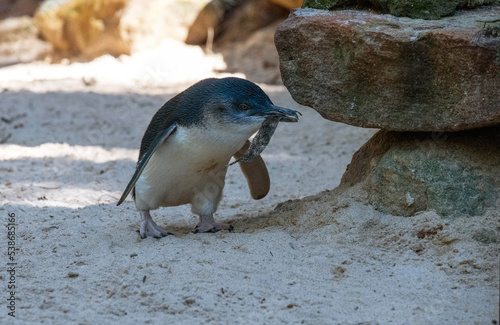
[0,0,48,67]
[0,0,304,83]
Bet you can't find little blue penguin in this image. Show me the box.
[117,77,300,238]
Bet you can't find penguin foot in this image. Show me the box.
[139,210,172,239]
[193,214,234,233]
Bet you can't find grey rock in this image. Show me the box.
[471,228,498,244]
[275,7,500,131]
[368,0,460,20]
[340,127,500,217]
[186,0,288,46]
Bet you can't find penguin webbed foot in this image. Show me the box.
[193,214,234,233]
[139,210,173,239]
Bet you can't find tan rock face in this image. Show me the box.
[186,0,289,46]
[123,0,211,52]
[34,0,130,60]
[269,0,303,9]
[34,0,209,60]
[217,22,284,84]
[275,7,500,131]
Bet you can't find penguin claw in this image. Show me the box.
[140,219,172,239]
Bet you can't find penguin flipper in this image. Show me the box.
[117,124,177,206]
[234,140,270,200]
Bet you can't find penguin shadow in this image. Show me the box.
[121,210,277,238]
[222,199,303,234]
[122,210,195,238]
[119,203,292,238]
[228,213,278,234]
[229,200,303,233]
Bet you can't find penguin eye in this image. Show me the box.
[238,103,250,111]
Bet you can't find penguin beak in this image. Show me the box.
[262,105,301,122]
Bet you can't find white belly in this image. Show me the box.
[134,124,256,214]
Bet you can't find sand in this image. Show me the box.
[0,41,498,324]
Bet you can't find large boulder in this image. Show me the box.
[275,7,500,131]
[339,126,500,217]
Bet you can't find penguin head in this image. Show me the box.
[194,78,300,130]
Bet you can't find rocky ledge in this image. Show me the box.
[340,126,500,217]
[275,6,500,218]
[275,7,500,132]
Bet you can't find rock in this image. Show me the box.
[185,0,290,83]
[34,0,130,60]
[269,0,304,9]
[0,16,51,67]
[368,0,500,20]
[217,22,283,84]
[368,0,460,19]
[34,0,209,60]
[339,126,500,217]
[301,0,351,10]
[459,0,500,8]
[121,0,210,52]
[275,7,500,131]
[218,0,290,45]
[186,0,289,46]
[185,0,240,46]
[300,0,499,19]
[217,0,290,44]
[33,0,290,65]
[471,228,498,244]
[0,0,43,20]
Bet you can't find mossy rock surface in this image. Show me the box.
[458,0,500,8]
[302,0,500,18]
[369,0,459,19]
[301,0,351,10]
[339,127,500,218]
[471,228,499,244]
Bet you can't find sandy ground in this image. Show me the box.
[0,42,498,324]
